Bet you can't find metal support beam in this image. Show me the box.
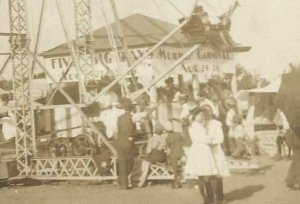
[55,0,88,104]
[30,0,46,76]
[0,32,25,36]
[8,0,35,176]
[74,0,94,103]
[110,0,139,93]
[27,49,117,156]
[0,54,11,76]
[89,18,190,105]
[132,45,200,101]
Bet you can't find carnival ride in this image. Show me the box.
[0,0,255,182]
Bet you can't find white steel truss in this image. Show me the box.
[8,0,35,176]
[74,0,94,103]
[31,157,117,180]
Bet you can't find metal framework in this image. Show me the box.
[74,0,94,103]
[31,157,117,180]
[3,0,258,182]
[8,0,35,176]
[30,156,259,181]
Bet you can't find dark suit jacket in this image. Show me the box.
[115,112,134,149]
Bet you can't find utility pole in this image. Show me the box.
[8,0,36,176]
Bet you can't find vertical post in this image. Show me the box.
[74,0,94,103]
[8,0,35,176]
[192,74,199,100]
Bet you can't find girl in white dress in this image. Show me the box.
[202,104,229,204]
[185,107,218,204]
[185,110,218,177]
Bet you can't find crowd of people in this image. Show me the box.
[1,73,300,203]
[85,74,252,203]
[92,73,300,203]
[100,84,235,204]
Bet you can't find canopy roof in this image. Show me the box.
[41,13,250,57]
[41,13,185,57]
[240,78,281,93]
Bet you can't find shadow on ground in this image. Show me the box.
[225,184,265,202]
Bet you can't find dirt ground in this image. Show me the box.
[0,159,299,204]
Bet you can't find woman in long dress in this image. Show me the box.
[185,107,219,204]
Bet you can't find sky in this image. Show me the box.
[1,0,300,80]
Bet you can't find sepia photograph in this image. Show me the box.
[0,0,300,203]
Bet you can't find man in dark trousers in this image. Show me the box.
[165,121,184,188]
[115,97,135,189]
[286,128,300,190]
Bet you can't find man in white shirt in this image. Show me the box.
[175,93,197,156]
[99,101,124,139]
[274,109,290,159]
[226,105,238,154]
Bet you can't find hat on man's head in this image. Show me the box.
[165,77,174,84]
[224,98,236,108]
[198,91,207,98]
[120,97,132,111]
[194,6,204,13]
[232,114,242,124]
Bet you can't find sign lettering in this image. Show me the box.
[44,46,234,84]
